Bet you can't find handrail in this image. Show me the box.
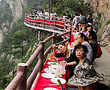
[27,55,43,90]
[27,43,44,90]
[5,63,28,90]
[26,43,43,67]
[6,16,70,90]
[24,15,65,32]
[41,34,55,43]
[25,16,64,27]
[44,45,52,57]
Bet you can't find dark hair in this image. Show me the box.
[79,33,88,41]
[87,25,93,29]
[68,15,71,18]
[80,12,83,15]
[75,13,79,16]
[88,30,97,41]
[82,26,87,30]
[74,44,88,55]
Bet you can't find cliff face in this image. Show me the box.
[85,0,110,49]
[0,0,46,43]
[6,0,27,22]
[0,0,27,43]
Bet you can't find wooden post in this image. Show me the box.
[26,42,44,90]
[16,63,28,90]
[38,31,41,41]
[39,41,45,62]
[5,63,28,90]
[52,33,57,44]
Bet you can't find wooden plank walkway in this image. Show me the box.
[24,22,64,34]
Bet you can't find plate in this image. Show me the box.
[51,78,66,84]
[48,62,56,65]
[41,73,55,78]
[44,68,49,73]
[44,87,58,90]
[44,68,56,74]
[49,65,57,69]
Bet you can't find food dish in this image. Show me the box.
[43,87,58,90]
[51,78,66,84]
[44,68,56,74]
[48,62,56,65]
[44,68,49,73]
[49,65,57,69]
[41,73,55,78]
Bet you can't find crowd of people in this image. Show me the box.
[27,10,103,89]
[51,12,103,90]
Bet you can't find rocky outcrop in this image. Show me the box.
[6,0,27,22]
[85,0,110,49]
[85,0,110,86]
[0,0,27,43]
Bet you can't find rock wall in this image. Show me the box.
[0,0,27,43]
[85,0,110,49]
[6,0,27,25]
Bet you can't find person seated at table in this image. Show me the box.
[87,25,97,40]
[65,47,79,80]
[80,26,88,36]
[52,44,69,59]
[67,44,103,90]
[65,40,79,79]
[66,40,79,56]
[77,33,93,64]
[87,30,98,63]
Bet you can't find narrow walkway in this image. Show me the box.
[95,47,110,86]
[24,22,64,34]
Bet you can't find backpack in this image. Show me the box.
[96,42,102,58]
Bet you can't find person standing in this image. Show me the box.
[73,13,80,30]
[86,14,93,24]
[79,12,87,25]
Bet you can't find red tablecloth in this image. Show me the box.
[34,57,66,90]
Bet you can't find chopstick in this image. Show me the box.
[57,79,63,88]
[48,84,58,86]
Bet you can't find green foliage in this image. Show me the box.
[98,13,103,28]
[0,0,49,89]
[46,0,93,16]
[1,18,38,59]
[0,18,39,89]
[105,19,110,25]
[24,0,48,13]
[0,0,13,27]
[0,54,15,89]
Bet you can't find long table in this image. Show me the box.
[34,57,66,90]
[25,16,64,27]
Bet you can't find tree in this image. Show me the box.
[46,0,93,16]
[0,54,15,89]
[0,0,13,28]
